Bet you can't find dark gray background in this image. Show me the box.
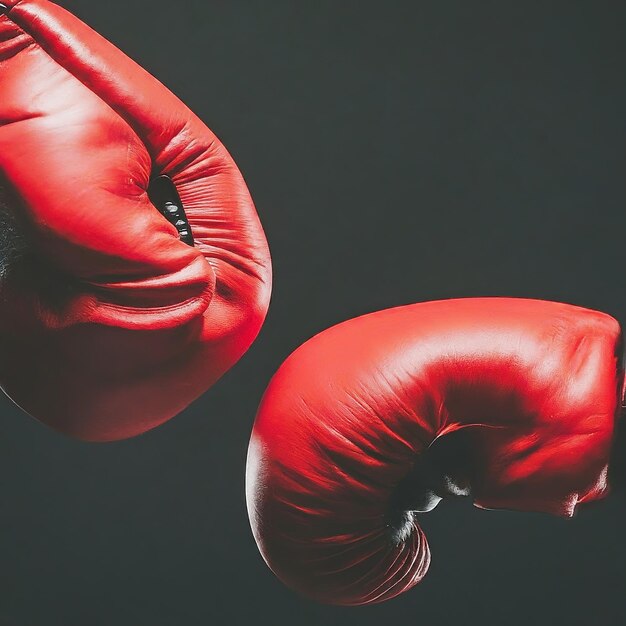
[1,1,625,624]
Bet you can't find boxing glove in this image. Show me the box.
[0,1,271,441]
[246,298,624,605]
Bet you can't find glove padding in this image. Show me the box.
[246,298,624,605]
[0,0,271,440]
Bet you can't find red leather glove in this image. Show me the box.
[246,298,624,605]
[0,1,271,441]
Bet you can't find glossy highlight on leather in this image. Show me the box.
[246,298,624,605]
[0,1,272,440]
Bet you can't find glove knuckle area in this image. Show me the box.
[0,1,271,441]
[0,0,270,335]
[246,298,624,604]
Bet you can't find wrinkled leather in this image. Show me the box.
[0,1,271,440]
[247,298,624,605]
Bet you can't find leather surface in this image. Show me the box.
[0,0,271,440]
[247,298,624,605]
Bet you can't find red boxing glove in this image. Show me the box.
[0,1,271,440]
[246,298,624,605]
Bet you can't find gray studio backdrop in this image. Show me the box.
[1,2,625,625]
